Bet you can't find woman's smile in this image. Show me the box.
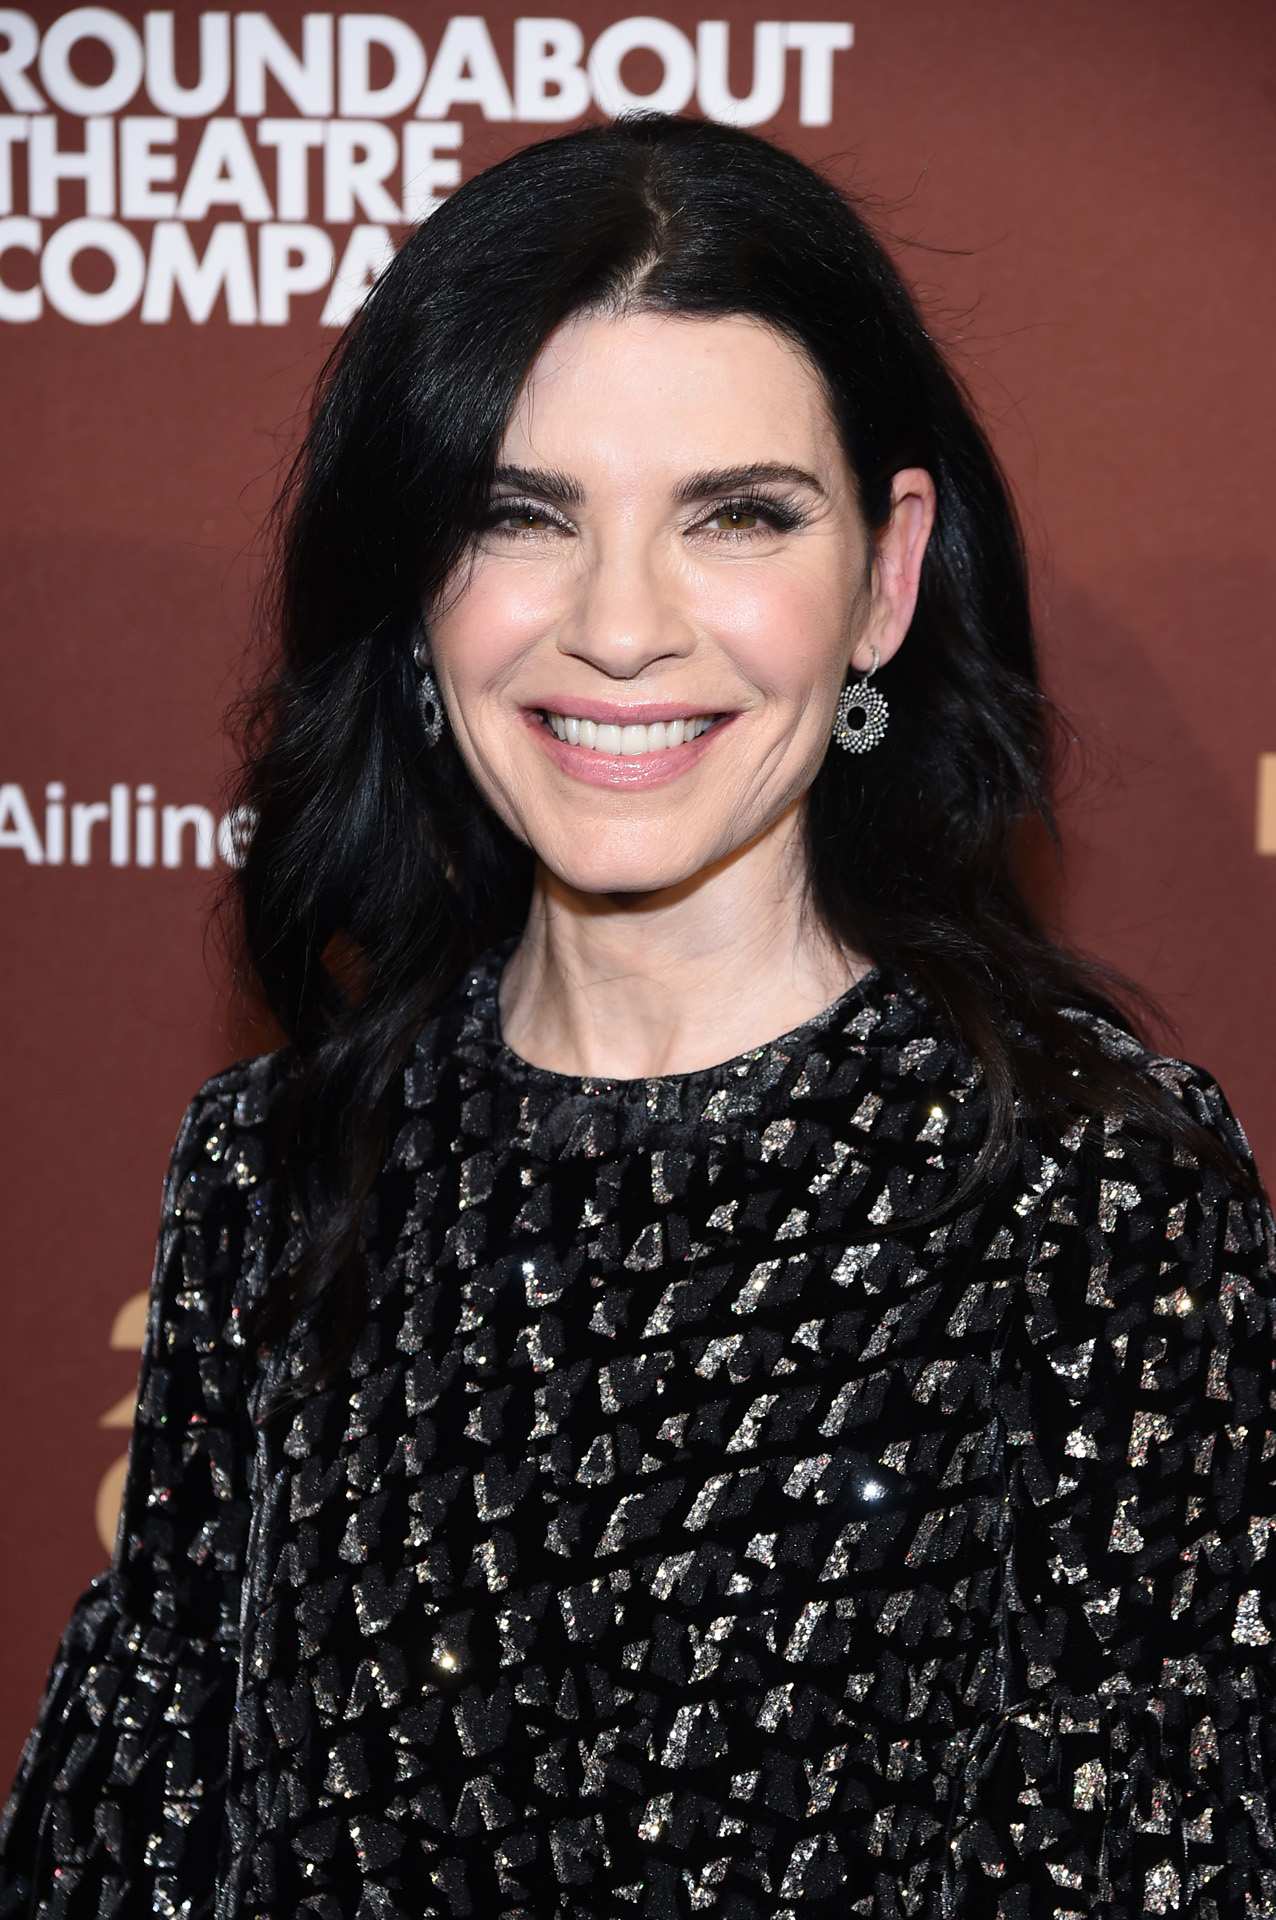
[527,702,731,786]
[541,710,718,754]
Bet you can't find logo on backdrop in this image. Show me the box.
[0,8,854,327]
[0,780,251,866]
[96,1289,146,1554]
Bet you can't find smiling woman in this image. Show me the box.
[429,308,934,1074]
[3,115,1273,1920]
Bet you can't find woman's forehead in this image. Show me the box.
[500,309,844,475]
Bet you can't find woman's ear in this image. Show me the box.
[851,467,937,672]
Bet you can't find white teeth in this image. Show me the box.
[545,714,712,754]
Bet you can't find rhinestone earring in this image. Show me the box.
[413,636,445,747]
[833,647,889,754]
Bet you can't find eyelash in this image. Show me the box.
[697,493,806,535]
[480,499,570,537]
[483,493,807,537]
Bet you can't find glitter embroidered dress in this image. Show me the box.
[3,955,1274,1919]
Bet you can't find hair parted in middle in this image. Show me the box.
[234,112,1238,1376]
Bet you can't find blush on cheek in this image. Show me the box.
[445,567,565,667]
[701,586,853,703]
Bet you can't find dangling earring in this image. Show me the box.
[833,646,889,754]
[413,635,445,747]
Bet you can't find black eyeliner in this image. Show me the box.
[699,491,808,532]
[480,495,572,531]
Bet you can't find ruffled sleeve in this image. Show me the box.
[0,1055,284,1920]
[955,1060,1276,1916]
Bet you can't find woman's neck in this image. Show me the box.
[498,814,869,1079]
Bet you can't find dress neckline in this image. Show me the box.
[454,943,888,1096]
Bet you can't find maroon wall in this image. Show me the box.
[3,0,1273,1773]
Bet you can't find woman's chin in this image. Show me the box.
[535,838,719,904]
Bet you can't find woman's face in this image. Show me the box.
[428,310,932,899]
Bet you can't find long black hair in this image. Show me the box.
[234,113,1237,1371]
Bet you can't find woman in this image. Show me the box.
[3,114,1272,1919]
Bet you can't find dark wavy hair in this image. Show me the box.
[234,113,1236,1373]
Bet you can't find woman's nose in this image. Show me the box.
[557,533,694,678]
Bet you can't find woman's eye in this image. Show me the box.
[698,499,800,535]
[485,501,565,535]
[502,507,558,531]
[706,506,762,531]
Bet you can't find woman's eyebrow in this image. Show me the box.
[674,463,825,501]
[491,464,584,505]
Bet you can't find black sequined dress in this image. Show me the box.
[3,954,1274,1918]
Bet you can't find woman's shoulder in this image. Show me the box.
[174,1052,291,1136]
[178,1047,292,1133]
[161,1048,294,1225]
[1057,1004,1264,1189]
[1018,1014,1273,1386]
[859,970,1265,1221]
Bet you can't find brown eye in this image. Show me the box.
[506,508,556,531]
[707,506,761,531]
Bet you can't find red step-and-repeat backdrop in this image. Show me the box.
[2,0,1273,1774]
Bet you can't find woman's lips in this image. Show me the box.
[546,713,714,754]
[521,707,732,786]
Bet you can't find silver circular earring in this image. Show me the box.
[833,647,889,754]
[413,635,445,748]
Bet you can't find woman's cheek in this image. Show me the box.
[705,575,846,695]
[439,570,558,683]
[690,571,783,669]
